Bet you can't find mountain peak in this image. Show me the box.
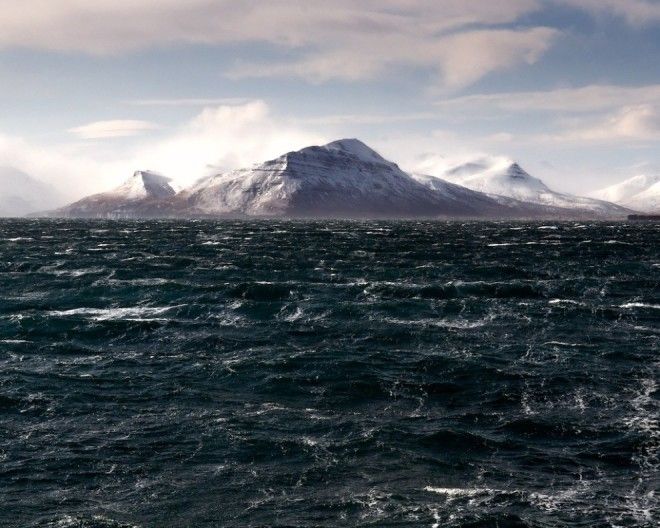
[116,170,175,200]
[320,138,388,164]
[505,162,534,181]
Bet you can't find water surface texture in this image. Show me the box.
[1,220,658,527]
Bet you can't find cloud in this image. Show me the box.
[557,104,660,142]
[230,27,558,89]
[437,84,660,113]
[128,98,252,107]
[0,1,544,53]
[0,100,323,204]
[556,0,660,26]
[434,84,660,145]
[68,120,159,139]
[433,28,558,89]
[444,100,660,146]
[294,112,441,126]
[131,100,323,187]
[0,132,128,202]
[0,1,554,89]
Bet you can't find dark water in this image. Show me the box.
[1,220,658,528]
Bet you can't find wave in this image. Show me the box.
[365,280,545,300]
[46,305,184,321]
[382,315,494,329]
[425,486,507,498]
[621,302,660,310]
[42,515,140,528]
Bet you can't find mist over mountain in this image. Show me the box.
[51,171,176,218]
[593,174,660,213]
[0,166,64,217]
[423,157,631,217]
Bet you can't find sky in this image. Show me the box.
[1,0,660,200]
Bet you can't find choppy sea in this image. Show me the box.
[0,219,658,527]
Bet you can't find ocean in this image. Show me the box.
[0,219,658,527]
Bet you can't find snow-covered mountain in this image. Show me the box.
[425,156,631,217]
[111,170,176,200]
[592,175,660,213]
[624,182,660,212]
[0,166,63,217]
[52,170,176,218]
[47,140,634,219]
[177,139,509,218]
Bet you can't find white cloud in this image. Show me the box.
[68,120,159,139]
[0,1,554,89]
[0,1,544,53]
[128,98,252,107]
[433,28,558,89]
[0,100,323,204]
[0,132,129,202]
[230,27,558,89]
[437,84,660,113]
[557,104,660,142]
[433,84,660,146]
[130,100,323,187]
[556,0,660,26]
[294,112,440,126]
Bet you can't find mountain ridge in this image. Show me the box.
[428,157,631,217]
[42,139,632,220]
[176,139,510,218]
[51,170,176,218]
[593,174,660,213]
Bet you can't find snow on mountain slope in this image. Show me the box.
[180,139,507,218]
[52,171,175,218]
[621,181,660,212]
[591,174,660,204]
[409,172,515,209]
[592,174,660,212]
[45,140,636,220]
[113,171,177,200]
[435,157,630,216]
[321,138,389,164]
[0,166,63,217]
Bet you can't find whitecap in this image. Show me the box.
[382,316,493,330]
[621,302,660,310]
[282,307,305,322]
[50,268,105,277]
[47,305,184,321]
[424,486,509,498]
[543,341,593,348]
[96,277,172,287]
[549,299,584,306]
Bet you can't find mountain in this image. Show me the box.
[48,140,633,220]
[624,182,660,212]
[430,157,631,217]
[0,166,63,217]
[175,139,510,218]
[592,175,660,213]
[52,170,176,218]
